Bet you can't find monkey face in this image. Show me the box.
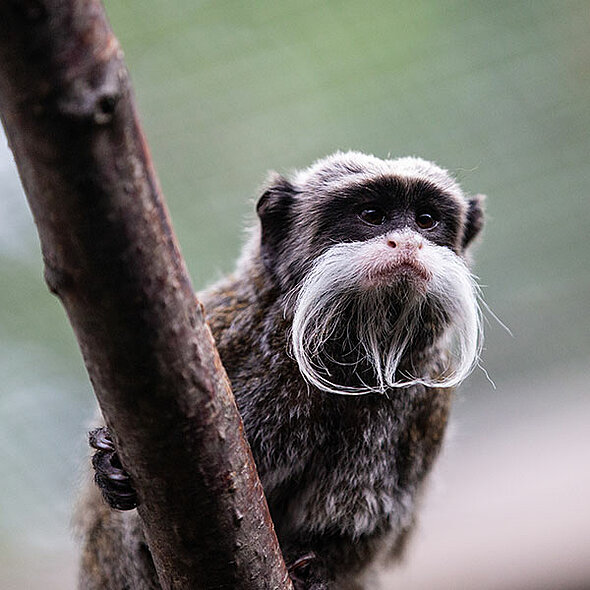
[256,152,485,394]
[258,153,484,286]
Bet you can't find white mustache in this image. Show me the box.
[289,235,483,395]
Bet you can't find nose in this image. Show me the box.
[386,233,423,251]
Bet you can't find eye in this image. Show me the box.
[359,207,386,226]
[416,211,438,230]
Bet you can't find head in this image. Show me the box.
[255,151,485,395]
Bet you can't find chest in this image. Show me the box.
[238,376,451,538]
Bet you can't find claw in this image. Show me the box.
[287,552,320,589]
[287,552,317,572]
[89,427,115,451]
[89,426,139,511]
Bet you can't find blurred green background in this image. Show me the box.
[1,1,588,588]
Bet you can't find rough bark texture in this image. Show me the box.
[0,1,292,588]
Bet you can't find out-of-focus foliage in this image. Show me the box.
[1,1,588,588]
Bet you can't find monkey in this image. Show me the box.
[76,151,486,590]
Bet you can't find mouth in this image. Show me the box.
[394,261,431,280]
[364,258,432,288]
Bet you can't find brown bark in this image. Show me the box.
[0,1,292,589]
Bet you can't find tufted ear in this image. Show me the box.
[462,194,486,249]
[256,172,297,265]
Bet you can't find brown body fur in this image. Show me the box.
[78,261,451,589]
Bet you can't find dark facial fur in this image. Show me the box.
[78,151,485,590]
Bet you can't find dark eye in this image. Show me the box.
[416,211,438,230]
[359,207,386,226]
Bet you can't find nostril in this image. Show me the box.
[387,239,397,249]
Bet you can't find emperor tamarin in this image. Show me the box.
[77,151,486,589]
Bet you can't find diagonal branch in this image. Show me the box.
[0,1,292,588]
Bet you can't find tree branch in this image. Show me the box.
[0,1,292,588]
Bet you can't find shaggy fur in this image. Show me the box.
[77,152,485,590]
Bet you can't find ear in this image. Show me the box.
[256,172,296,263]
[256,172,295,220]
[462,194,485,249]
